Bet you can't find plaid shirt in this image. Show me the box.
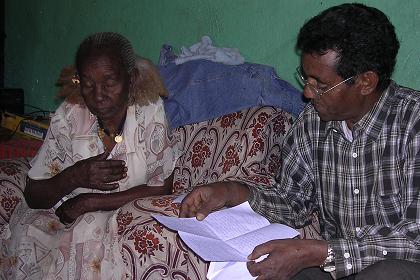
[249,82,420,278]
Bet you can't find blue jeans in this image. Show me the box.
[158,45,306,128]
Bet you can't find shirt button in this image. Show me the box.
[344,252,350,259]
[352,152,358,158]
[354,189,360,195]
[383,250,388,256]
[355,227,361,232]
[346,263,353,270]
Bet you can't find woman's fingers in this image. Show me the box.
[94,150,110,160]
[80,157,127,189]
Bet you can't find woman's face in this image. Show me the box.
[79,51,130,121]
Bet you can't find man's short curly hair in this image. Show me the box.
[296,3,400,92]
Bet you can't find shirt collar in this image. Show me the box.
[323,82,394,141]
[352,83,393,141]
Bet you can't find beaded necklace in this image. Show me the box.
[97,112,127,143]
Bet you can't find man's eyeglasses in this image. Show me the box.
[296,67,355,98]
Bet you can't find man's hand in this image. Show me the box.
[70,151,127,191]
[247,239,328,280]
[179,181,250,220]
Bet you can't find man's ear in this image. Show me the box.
[357,71,379,96]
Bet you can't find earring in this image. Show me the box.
[71,73,80,84]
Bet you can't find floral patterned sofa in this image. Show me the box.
[0,105,320,280]
[114,105,321,279]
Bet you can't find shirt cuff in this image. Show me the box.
[247,184,262,212]
[52,196,70,211]
[329,238,362,278]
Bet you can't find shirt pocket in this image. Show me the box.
[376,188,401,226]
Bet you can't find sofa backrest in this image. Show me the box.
[172,106,294,194]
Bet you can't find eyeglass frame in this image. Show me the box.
[296,66,356,98]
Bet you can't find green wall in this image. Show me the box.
[5,0,420,112]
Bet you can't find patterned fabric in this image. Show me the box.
[117,194,204,280]
[0,106,322,280]
[116,106,321,280]
[29,98,176,187]
[0,139,43,159]
[0,97,177,279]
[248,82,420,278]
[0,158,30,229]
[172,106,293,194]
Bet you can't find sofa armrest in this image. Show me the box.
[0,158,31,228]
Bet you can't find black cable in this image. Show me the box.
[24,104,52,118]
[24,104,46,112]
[25,110,51,119]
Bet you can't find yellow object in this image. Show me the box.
[1,111,49,140]
[1,112,24,131]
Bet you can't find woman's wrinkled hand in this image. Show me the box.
[55,194,94,225]
[70,151,127,191]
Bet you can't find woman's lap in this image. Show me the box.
[1,201,122,279]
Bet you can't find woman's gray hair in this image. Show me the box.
[75,32,136,75]
[60,32,167,106]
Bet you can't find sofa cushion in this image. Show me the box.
[0,158,30,228]
[172,106,293,194]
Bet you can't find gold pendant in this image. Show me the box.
[114,135,123,143]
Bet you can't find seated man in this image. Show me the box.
[180,3,420,280]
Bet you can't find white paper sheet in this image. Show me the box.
[152,202,299,262]
[207,255,268,280]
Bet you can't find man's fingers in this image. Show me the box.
[248,241,274,260]
[179,203,194,218]
[195,202,215,221]
[179,193,199,218]
[247,260,261,277]
[180,186,222,220]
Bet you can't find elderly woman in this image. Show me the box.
[2,32,177,279]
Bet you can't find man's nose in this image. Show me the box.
[303,85,317,100]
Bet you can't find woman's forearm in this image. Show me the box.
[86,184,172,212]
[24,167,78,209]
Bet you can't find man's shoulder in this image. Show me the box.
[390,83,420,109]
[383,83,420,136]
